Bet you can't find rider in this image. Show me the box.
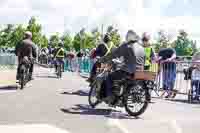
[142,32,155,70]
[53,41,66,72]
[99,30,145,104]
[15,31,37,81]
[87,33,115,82]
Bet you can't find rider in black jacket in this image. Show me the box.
[100,30,145,104]
[15,31,37,80]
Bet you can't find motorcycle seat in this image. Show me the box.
[128,71,157,81]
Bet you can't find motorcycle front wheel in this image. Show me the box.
[88,82,101,108]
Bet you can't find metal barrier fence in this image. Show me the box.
[63,58,200,100]
[0,54,17,70]
[1,54,199,101]
[149,61,200,101]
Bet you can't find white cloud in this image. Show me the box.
[0,0,200,45]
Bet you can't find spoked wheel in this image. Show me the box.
[88,82,101,108]
[124,82,149,117]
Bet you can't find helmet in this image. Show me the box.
[126,30,139,42]
[103,33,111,43]
[142,32,150,42]
[24,31,32,39]
[58,41,64,47]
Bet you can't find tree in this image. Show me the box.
[110,29,121,46]
[61,32,72,51]
[49,33,60,48]
[10,24,25,47]
[26,16,42,45]
[106,26,121,46]
[174,30,193,56]
[91,27,101,47]
[40,35,48,48]
[72,32,82,51]
[83,33,96,49]
[0,24,15,47]
[154,30,171,52]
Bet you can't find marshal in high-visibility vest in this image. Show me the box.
[144,47,154,70]
[104,41,116,56]
[56,48,65,58]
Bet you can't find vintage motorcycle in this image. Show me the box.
[88,59,156,117]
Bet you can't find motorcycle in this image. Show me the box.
[88,59,156,117]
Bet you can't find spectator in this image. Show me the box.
[142,32,155,70]
[77,50,84,72]
[157,47,177,98]
[191,60,200,101]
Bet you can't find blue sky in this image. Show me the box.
[0,0,200,43]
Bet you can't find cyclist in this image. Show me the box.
[53,41,66,72]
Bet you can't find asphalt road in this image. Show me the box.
[0,66,200,133]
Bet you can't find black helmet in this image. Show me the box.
[103,33,111,43]
[58,41,64,47]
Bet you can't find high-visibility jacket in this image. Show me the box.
[104,41,115,56]
[144,47,152,66]
[56,48,65,58]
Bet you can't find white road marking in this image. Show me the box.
[0,124,71,133]
[107,107,131,133]
[108,118,130,133]
[171,120,182,133]
[0,90,17,94]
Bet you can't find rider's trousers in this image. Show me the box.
[104,70,129,97]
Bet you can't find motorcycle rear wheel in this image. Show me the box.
[124,83,149,117]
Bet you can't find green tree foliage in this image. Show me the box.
[40,35,48,48]
[72,32,82,51]
[26,16,43,45]
[10,24,25,47]
[0,24,15,47]
[174,30,194,56]
[154,30,171,52]
[83,33,96,49]
[61,32,72,51]
[49,33,60,48]
[106,26,121,46]
[110,29,121,46]
[91,28,101,47]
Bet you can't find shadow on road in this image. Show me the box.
[61,104,137,119]
[0,85,18,90]
[61,90,89,96]
[36,75,57,79]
